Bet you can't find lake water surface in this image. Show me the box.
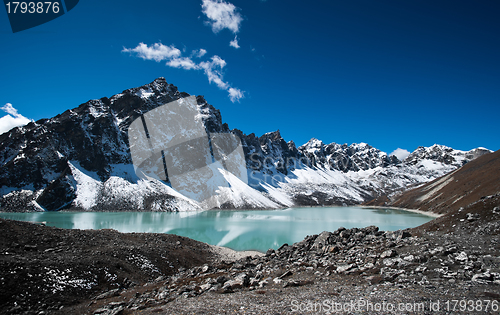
[0,207,433,252]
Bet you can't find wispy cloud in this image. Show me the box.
[228,87,244,103]
[229,36,240,49]
[199,56,228,90]
[0,103,33,135]
[167,57,199,70]
[194,48,207,58]
[123,43,244,102]
[390,148,411,160]
[201,0,242,34]
[122,43,180,62]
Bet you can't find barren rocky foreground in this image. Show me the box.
[1,151,499,314]
[0,194,499,315]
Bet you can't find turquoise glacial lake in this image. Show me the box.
[0,207,433,252]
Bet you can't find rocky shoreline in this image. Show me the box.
[82,223,500,315]
[1,195,499,314]
[360,205,443,218]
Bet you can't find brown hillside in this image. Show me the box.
[390,149,500,214]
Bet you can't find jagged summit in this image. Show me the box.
[300,138,324,150]
[405,144,491,166]
[0,79,492,212]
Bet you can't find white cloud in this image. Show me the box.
[228,87,244,102]
[167,57,199,70]
[229,36,240,49]
[1,103,19,116]
[123,43,244,103]
[195,49,207,58]
[199,56,229,90]
[201,0,243,34]
[390,148,411,161]
[122,43,181,62]
[0,103,33,135]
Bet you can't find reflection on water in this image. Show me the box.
[0,207,433,252]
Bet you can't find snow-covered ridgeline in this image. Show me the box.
[0,78,492,212]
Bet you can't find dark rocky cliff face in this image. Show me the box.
[0,78,491,212]
[1,79,178,185]
[0,78,192,211]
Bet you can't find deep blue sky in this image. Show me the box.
[1,0,499,155]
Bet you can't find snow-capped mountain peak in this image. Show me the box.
[0,78,492,212]
[404,144,492,167]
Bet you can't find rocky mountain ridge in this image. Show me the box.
[385,149,500,215]
[0,78,492,211]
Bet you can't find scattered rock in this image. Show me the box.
[95,289,121,300]
[336,264,355,273]
[380,249,397,259]
[2,214,500,314]
[278,270,293,279]
[466,213,480,221]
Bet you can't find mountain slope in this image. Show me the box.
[389,149,500,214]
[0,78,492,212]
